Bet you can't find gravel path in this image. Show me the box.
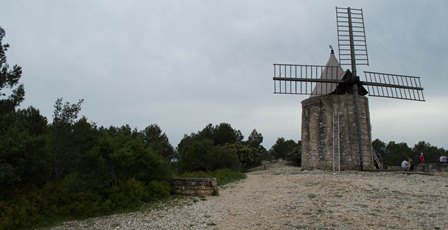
[51,161,448,230]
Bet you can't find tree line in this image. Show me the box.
[372,139,447,168]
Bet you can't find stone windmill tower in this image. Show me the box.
[273,7,425,171]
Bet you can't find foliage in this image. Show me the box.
[412,141,447,163]
[193,123,244,145]
[0,26,24,114]
[0,98,174,229]
[372,139,387,158]
[372,139,448,167]
[0,106,50,199]
[246,129,263,148]
[286,141,302,166]
[225,143,262,171]
[0,26,178,229]
[177,138,240,172]
[49,98,86,181]
[52,98,84,126]
[177,123,264,173]
[269,137,299,160]
[385,141,413,167]
[205,145,240,171]
[142,124,176,162]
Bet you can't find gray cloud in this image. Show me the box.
[1,0,447,148]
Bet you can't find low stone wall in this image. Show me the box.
[171,178,218,196]
[415,163,448,172]
[388,163,448,172]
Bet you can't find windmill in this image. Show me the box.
[273,7,424,171]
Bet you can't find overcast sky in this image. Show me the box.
[1,0,447,149]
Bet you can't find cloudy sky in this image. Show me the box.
[1,0,447,149]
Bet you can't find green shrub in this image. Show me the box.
[106,179,145,210]
[0,188,54,230]
[211,168,246,185]
[105,179,172,211]
[286,146,301,166]
[66,191,103,217]
[145,180,171,201]
[179,168,245,186]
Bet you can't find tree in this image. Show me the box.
[198,123,244,145]
[0,26,25,189]
[177,123,256,173]
[0,27,39,198]
[286,141,302,166]
[0,26,24,114]
[269,138,298,160]
[372,138,387,164]
[247,129,263,148]
[383,141,413,167]
[14,107,50,186]
[52,98,84,127]
[372,139,387,157]
[142,124,175,162]
[412,141,445,163]
[177,138,214,172]
[211,123,243,145]
[49,98,84,180]
[225,143,261,171]
[0,107,50,198]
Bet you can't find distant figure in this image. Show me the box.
[419,153,425,164]
[401,159,410,171]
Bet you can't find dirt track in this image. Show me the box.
[52,161,448,230]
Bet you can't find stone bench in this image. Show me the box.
[387,166,402,171]
[171,178,218,196]
[414,163,448,172]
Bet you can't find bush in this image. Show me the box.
[211,168,246,186]
[106,179,172,211]
[0,187,55,230]
[179,168,245,186]
[0,178,174,229]
[286,146,301,166]
[145,180,171,201]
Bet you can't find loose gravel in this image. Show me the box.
[51,161,448,230]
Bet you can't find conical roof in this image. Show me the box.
[310,50,345,97]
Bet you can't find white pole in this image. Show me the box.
[338,113,341,171]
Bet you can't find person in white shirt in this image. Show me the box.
[401,159,410,171]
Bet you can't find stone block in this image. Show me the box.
[171,178,218,196]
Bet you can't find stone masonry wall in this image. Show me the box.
[301,94,374,171]
[171,178,218,196]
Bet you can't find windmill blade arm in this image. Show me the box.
[273,77,344,95]
[363,71,425,101]
[274,64,343,79]
[273,63,344,95]
[273,81,342,95]
[273,77,343,84]
[361,81,423,91]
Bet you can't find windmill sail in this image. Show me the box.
[363,71,425,101]
[336,7,369,68]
